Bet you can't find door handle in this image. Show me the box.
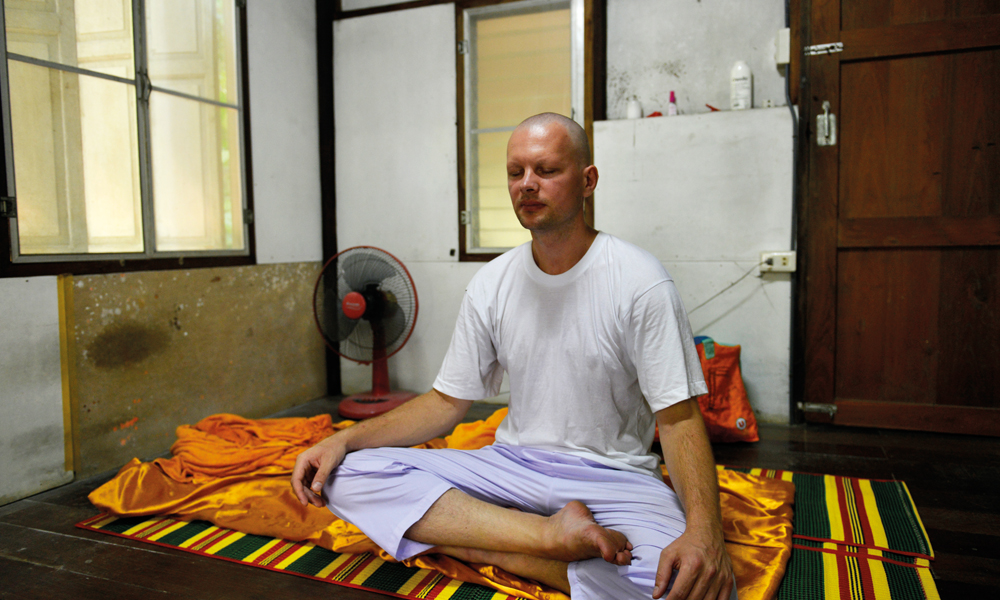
[816,100,837,146]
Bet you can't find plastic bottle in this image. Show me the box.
[667,91,678,116]
[730,61,752,110]
[626,98,643,119]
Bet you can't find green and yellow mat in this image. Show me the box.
[78,469,940,600]
[76,512,517,599]
[729,468,940,600]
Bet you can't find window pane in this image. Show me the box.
[9,60,141,254]
[466,4,571,252]
[145,0,239,105]
[472,130,530,249]
[4,0,135,79]
[473,8,571,130]
[149,91,243,252]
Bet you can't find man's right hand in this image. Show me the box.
[291,435,347,507]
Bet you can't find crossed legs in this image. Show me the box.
[323,444,688,599]
[407,489,631,592]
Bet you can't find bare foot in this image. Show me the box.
[545,501,632,565]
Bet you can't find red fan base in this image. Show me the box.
[337,355,418,420]
[338,390,419,419]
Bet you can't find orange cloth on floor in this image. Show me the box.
[89,408,793,600]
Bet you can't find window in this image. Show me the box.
[458,0,586,259]
[0,0,251,274]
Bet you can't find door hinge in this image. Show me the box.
[0,196,15,218]
[816,100,837,146]
[458,40,470,55]
[804,42,843,56]
[797,402,838,417]
[460,210,471,226]
[243,208,254,225]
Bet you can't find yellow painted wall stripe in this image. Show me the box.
[858,480,890,549]
[825,474,846,541]
[275,544,315,570]
[316,551,354,579]
[57,275,76,473]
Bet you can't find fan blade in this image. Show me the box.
[320,291,359,344]
[341,252,398,291]
[376,299,408,351]
[333,299,360,342]
[343,319,374,362]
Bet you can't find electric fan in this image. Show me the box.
[313,246,419,419]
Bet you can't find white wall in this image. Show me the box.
[334,4,485,395]
[595,109,794,422]
[0,277,73,504]
[0,1,323,503]
[332,0,794,423]
[249,0,323,264]
[607,0,788,118]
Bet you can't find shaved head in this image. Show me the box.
[513,113,591,168]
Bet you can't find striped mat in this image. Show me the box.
[726,468,940,600]
[76,513,517,599]
[78,468,941,600]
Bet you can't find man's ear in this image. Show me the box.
[583,165,599,197]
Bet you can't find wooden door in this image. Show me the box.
[798,1,1000,435]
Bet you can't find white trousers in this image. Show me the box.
[323,443,737,599]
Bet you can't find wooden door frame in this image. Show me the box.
[794,2,1000,433]
[793,0,839,424]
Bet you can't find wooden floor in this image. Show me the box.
[1,397,997,599]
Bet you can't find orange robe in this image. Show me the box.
[89,409,794,600]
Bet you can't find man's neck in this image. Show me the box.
[530,226,599,275]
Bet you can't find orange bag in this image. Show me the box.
[694,336,759,443]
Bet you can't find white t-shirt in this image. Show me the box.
[433,232,707,476]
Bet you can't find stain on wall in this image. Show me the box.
[70,263,326,477]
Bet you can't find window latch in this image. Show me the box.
[0,196,15,218]
[243,208,254,225]
[457,40,470,55]
[460,210,471,225]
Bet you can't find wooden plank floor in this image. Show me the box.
[1,397,997,599]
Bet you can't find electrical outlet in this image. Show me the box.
[760,251,796,273]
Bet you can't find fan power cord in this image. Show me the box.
[688,260,768,315]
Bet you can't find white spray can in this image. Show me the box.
[730,61,752,110]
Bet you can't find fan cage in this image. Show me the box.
[313,246,419,364]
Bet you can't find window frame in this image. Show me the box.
[456,0,602,263]
[0,0,255,278]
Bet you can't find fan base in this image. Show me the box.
[338,390,419,420]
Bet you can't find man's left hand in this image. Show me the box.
[653,525,733,600]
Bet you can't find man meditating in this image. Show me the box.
[291,113,736,600]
